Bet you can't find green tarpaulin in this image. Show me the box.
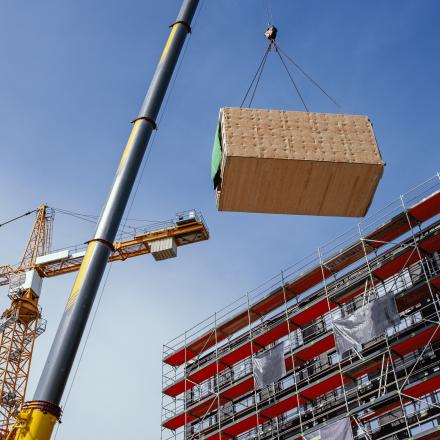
[211,123,222,187]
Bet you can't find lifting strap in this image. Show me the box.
[240,24,340,111]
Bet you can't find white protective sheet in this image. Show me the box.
[304,417,354,440]
[252,343,286,389]
[333,293,400,356]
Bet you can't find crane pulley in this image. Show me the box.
[264,24,277,42]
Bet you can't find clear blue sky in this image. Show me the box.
[0,1,439,438]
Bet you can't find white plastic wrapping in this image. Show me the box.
[304,417,354,440]
[333,293,400,356]
[252,343,286,389]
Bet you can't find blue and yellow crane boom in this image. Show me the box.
[5,1,201,437]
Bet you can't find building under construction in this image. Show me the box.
[161,173,440,440]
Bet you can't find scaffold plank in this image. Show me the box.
[285,333,335,369]
[362,371,440,423]
[393,325,440,356]
[366,213,416,248]
[421,233,440,253]
[409,190,440,222]
[432,275,440,289]
[223,413,260,437]
[373,248,422,280]
[253,321,293,346]
[301,373,348,400]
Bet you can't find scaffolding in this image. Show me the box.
[161,173,440,440]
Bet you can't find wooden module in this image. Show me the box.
[213,107,384,217]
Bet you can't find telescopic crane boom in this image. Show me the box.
[8,1,199,438]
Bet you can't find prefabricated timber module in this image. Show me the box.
[212,108,384,217]
[161,172,440,440]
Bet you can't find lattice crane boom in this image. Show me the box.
[38,212,208,278]
[0,211,208,286]
[18,207,53,270]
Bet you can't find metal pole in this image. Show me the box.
[11,1,199,438]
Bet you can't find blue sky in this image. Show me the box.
[0,1,439,438]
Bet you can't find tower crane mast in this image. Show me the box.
[0,205,53,439]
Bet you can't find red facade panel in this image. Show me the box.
[409,191,440,222]
[373,248,422,280]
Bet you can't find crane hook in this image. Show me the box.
[264,24,277,42]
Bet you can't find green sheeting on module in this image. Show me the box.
[211,123,222,182]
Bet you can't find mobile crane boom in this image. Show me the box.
[9,1,200,438]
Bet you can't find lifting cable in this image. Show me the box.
[53,207,132,237]
[241,14,340,111]
[53,208,98,226]
[53,207,164,224]
[240,26,310,111]
[52,207,174,250]
[0,209,37,229]
[274,41,340,108]
[265,0,274,25]
[52,207,170,242]
[274,43,309,112]
[240,43,272,108]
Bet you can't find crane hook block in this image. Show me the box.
[264,25,277,41]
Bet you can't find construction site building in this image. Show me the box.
[161,173,440,440]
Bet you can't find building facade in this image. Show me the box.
[162,174,440,440]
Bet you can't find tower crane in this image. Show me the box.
[0,205,208,438]
[0,205,53,438]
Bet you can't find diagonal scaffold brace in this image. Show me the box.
[7,1,199,439]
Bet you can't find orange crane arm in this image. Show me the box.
[0,212,208,285]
